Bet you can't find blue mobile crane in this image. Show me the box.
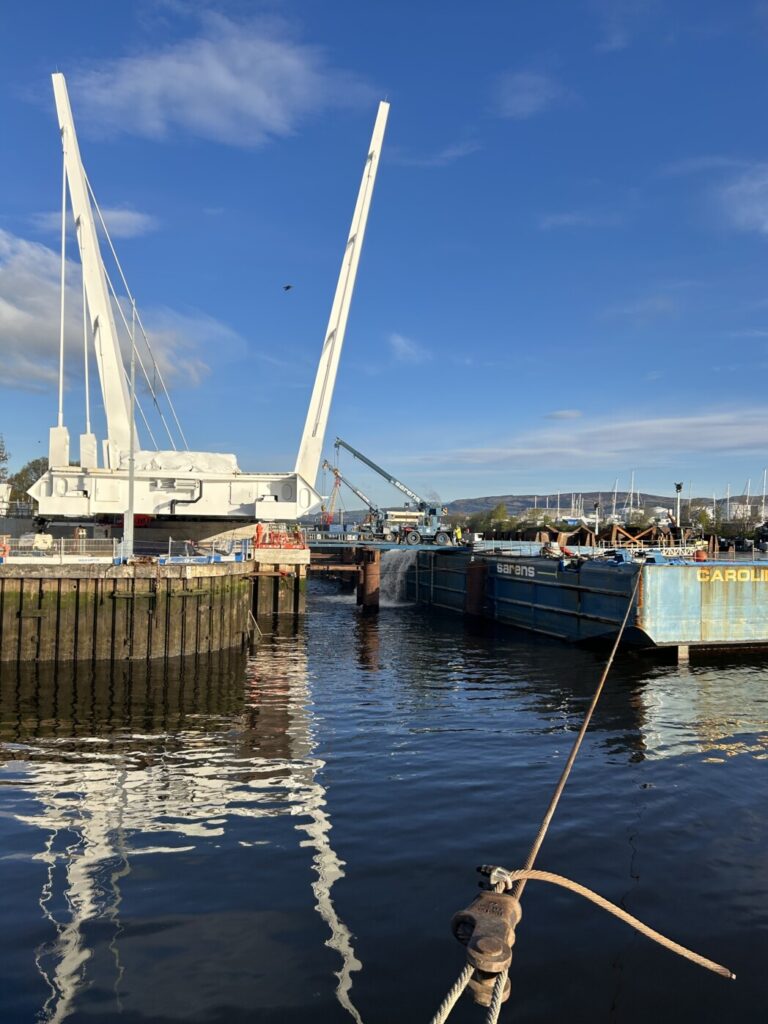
[333,438,455,545]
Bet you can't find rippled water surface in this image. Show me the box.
[1,576,767,1023]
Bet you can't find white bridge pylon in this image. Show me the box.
[30,74,389,522]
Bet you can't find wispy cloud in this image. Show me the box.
[0,228,238,392]
[389,141,481,168]
[31,207,159,238]
[601,293,679,319]
[69,13,374,147]
[388,332,431,364]
[399,409,768,470]
[538,210,621,230]
[717,163,768,234]
[725,328,768,338]
[132,306,245,386]
[495,71,565,120]
[546,409,582,420]
[591,0,658,53]
[660,155,747,177]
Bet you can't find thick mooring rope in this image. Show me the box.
[511,569,642,900]
[429,963,475,1024]
[496,869,733,979]
[430,568,732,1023]
[485,969,509,1024]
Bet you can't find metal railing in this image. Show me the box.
[0,536,118,561]
[0,500,34,519]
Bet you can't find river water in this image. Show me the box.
[0,569,767,1023]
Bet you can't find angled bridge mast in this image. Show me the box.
[52,73,132,465]
[294,102,390,488]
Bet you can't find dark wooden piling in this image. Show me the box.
[0,562,252,664]
[0,549,310,665]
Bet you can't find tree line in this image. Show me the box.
[0,434,49,503]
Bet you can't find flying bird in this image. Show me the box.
[283,284,293,291]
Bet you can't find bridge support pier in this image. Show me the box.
[357,548,381,611]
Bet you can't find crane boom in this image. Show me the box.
[322,459,379,514]
[334,438,425,508]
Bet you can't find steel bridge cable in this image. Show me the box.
[92,312,157,450]
[119,363,158,450]
[57,141,67,429]
[81,254,91,434]
[103,265,174,449]
[84,173,190,451]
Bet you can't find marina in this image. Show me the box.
[2,6,768,1022]
[0,581,766,1022]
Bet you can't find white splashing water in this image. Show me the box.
[379,549,417,606]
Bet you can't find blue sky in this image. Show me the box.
[2,0,768,507]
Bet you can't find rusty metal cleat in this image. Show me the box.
[451,874,522,1007]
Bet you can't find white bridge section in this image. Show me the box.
[32,456,317,520]
[30,75,389,522]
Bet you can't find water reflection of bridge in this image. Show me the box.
[0,639,364,1023]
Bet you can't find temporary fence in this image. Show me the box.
[0,536,118,563]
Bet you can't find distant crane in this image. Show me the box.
[321,460,392,539]
[318,467,341,526]
[333,438,455,545]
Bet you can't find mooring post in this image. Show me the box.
[357,548,380,611]
[465,559,487,616]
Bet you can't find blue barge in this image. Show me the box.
[407,548,768,652]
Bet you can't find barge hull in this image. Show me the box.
[409,551,768,650]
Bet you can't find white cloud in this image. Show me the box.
[538,210,621,230]
[591,0,658,53]
[546,409,582,420]
[390,141,481,168]
[69,14,373,147]
[402,409,768,469]
[0,229,83,390]
[31,207,159,238]
[718,164,768,234]
[601,294,678,319]
[0,228,240,395]
[495,71,564,120]
[661,155,747,177]
[388,332,430,364]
